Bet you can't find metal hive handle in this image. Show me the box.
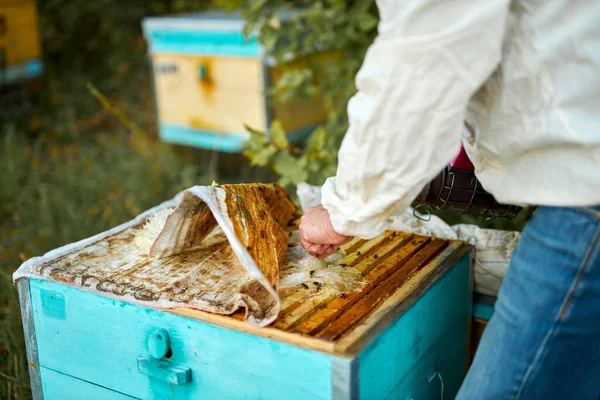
[427,370,444,400]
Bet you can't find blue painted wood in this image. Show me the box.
[137,355,191,385]
[30,279,334,400]
[145,30,260,57]
[383,317,468,400]
[149,39,261,58]
[473,302,495,321]
[41,367,136,400]
[26,60,44,76]
[358,254,471,400]
[159,124,247,152]
[159,122,318,153]
[39,289,65,320]
[147,328,170,359]
[0,59,43,84]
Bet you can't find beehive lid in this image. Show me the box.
[14,187,470,357]
[142,10,295,57]
[143,11,248,34]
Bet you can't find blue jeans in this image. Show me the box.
[457,206,600,400]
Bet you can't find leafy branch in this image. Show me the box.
[230,0,379,187]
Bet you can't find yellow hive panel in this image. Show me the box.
[0,1,41,65]
[153,53,266,134]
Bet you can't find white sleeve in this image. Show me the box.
[321,0,510,239]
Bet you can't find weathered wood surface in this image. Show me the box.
[292,233,420,335]
[17,280,43,400]
[375,317,469,400]
[33,183,297,327]
[316,239,447,341]
[334,241,470,355]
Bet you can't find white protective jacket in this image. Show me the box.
[322,0,600,239]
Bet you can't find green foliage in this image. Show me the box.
[244,121,336,188]
[39,0,207,72]
[269,120,290,150]
[235,0,379,187]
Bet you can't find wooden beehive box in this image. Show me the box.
[469,294,496,366]
[15,190,472,400]
[142,11,326,152]
[0,0,43,85]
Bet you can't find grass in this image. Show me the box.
[0,116,212,398]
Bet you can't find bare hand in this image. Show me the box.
[299,205,353,259]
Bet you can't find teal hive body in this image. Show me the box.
[473,295,496,321]
[142,11,325,153]
[17,256,472,399]
[15,201,473,399]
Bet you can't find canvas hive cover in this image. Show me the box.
[14,183,299,327]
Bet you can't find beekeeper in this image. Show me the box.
[299,0,600,398]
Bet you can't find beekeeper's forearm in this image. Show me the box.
[322,0,510,239]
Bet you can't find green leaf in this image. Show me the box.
[242,22,257,39]
[273,151,308,186]
[244,144,278,167]
[242,124,278,166]
[248,0,266,12]
[244,123,265,136]
[276,70,307,90]
[261,28,279,52]
[305,127,326,155]
[215,0,245,12]
[243,124,267,145]
[269,120,289,150]
[352,0,376,14]
[355,11,378,32]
